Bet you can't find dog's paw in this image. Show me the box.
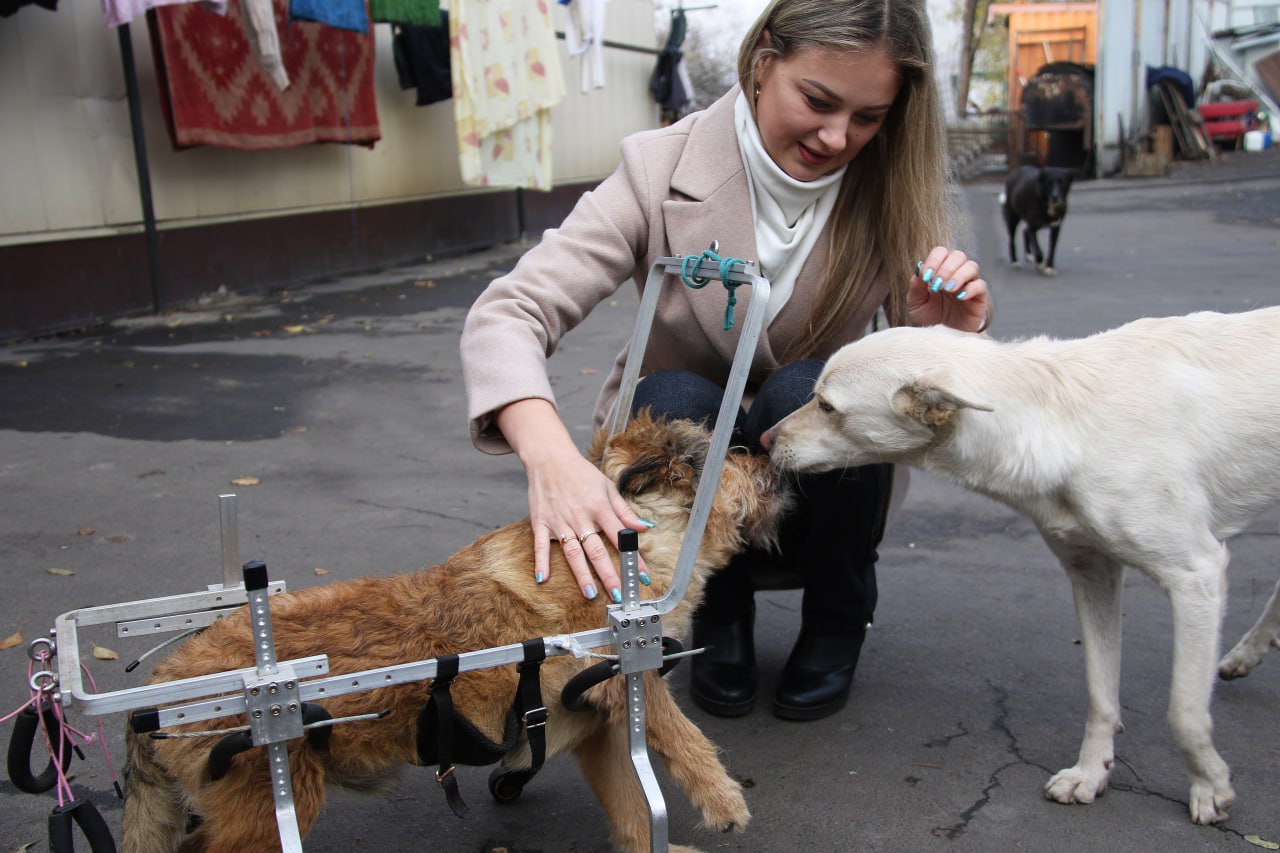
[1039,266,1057,277]
[1044,766,1109,805]
[1218,638,1270,680]
[695,787,750,835]
[1188,778,1235,824]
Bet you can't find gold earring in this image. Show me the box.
[754,82,761,101]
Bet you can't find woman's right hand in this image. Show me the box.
[496,399,653,602]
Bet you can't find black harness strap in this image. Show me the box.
[429,654,469,817]
[514,639,548,774]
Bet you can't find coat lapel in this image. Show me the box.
[659,88,772,370]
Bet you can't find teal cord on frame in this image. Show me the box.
[678,247,748,331]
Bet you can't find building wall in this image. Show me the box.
[0,1,660,339]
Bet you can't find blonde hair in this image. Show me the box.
[737,0,951,355]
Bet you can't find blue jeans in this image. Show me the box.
[630,361,890,637]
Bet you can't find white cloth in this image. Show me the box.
[451,0,566,190]
[561,0,607,93]
[102,0,228,28]
[733,92,844,324]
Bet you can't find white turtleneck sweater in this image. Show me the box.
[733,91,846,325]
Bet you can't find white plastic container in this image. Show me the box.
[1243,129,1272,151]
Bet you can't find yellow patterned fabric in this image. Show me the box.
[449,0,565,190]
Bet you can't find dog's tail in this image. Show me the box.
[121,725,188,853]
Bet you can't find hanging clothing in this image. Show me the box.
[149,0,380,149]
[370,0,441,27]
[560,0,607,93]
[241,0,288,89]
[392,12,451,106]
[450,0,565,190]
[101,0,226,28]
[288,0,366,33]
[649,8,690,121]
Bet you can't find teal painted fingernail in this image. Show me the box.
[535,571,545,584]
[638,518,656,528]
[584,585,597,600]
[915,260,923,274]
[922,267,935,284]
[640,572,652,586]
[929,280,941,293]
[611,588,622,603]
[956,290,968,300]
[944,279,959,292]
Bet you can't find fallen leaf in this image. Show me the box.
[0,631,22,650]
[231,476,261,486]
[92,645,119,661]
[1246,835,1280,850]
[77,527,96,537]
[291,426,309,433]
[15,842,37,852]
[45,568,75,577]
[282,325,311,335]
[313,568,332,576]
[414,279,436,288]
[250,330,272,337]
[105,535,130,544]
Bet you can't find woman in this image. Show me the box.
[460,0,990,721]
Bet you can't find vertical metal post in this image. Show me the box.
[611,530,668,852]
[219,494,240,589]
[242,561,305,852]
[116,22,164,313]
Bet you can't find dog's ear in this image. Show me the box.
[892,379,993,427]
[612,413,708,498]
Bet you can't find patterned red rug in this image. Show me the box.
[148,0,380,150]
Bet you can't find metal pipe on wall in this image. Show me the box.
[117,22,165,313]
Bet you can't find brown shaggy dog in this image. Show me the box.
[122,413,788,853]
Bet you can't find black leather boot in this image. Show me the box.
[689,604,757,717]
[773,628,866,721]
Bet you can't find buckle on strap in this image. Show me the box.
[435,765,457,787]
[522,705,548,729]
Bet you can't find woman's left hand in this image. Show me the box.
[906,246,991,332]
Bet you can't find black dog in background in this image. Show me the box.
[1002,165,1075,276]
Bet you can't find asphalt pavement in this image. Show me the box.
[2,146,1280,852]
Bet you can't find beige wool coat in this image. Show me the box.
[461,88,890,455]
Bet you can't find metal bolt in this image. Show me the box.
[268,683,279,695]
[622,641,632,649]
[638,638,647,648]
[621,619,631,628]
[653,636,661,645]
[638,618,647,627]
[249,687,261,696]
[285,680,296,690]
[252,709,263,719]
[287,702,299,713]
[270,705,282,717]
[652,615,659,623]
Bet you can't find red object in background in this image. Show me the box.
[1197,99,1260,146]
[148,0,380,150]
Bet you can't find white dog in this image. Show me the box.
[764,307,1280,825]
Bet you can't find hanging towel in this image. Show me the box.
[392,14,452,106]
[241,0,289,89]
[560,0,607,93]
[101,0,226,28]
[371,0,441,27]
[149,0,380,150]
[289,0,366,33]
[450,0,565,190]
